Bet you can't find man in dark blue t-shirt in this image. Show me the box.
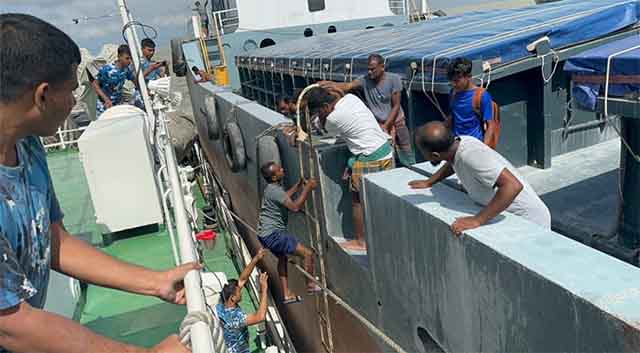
[446,58,497,145]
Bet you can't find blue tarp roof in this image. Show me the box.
[238,0,640,85]
[565,35,640,110]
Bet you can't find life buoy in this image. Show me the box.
[203,95,220,139]
[170,38,187,77]
[257,135,282,196]
[223,122,246,172]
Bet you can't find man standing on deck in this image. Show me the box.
[140,38,166,83]
[306,86,395,251]
[320,53,416,167]
[408,122,550,234]
[0,13,194,353]
[445,57,498,145]
[92,44,138,117]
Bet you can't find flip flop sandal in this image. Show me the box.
[283,295,303,305]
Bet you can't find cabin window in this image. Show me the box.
[328,25,337,33]
[308,0,325,12]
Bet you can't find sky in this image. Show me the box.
[1,0,195,55]
[1,0,537,55]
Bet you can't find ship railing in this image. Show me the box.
[41,125,88,151]
[118,1,228,352]
[210,8,239,35]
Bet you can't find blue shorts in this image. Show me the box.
[259,231,298,257]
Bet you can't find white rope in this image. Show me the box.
[541,49,560,84]
[179,311,228,352]
[604,42,640,163]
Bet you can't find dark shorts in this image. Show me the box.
[259,231,299,257]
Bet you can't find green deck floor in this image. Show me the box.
[47,149,263,351]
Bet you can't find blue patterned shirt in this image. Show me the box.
[96,62,135,105]
[0,136,63,313]
[216,303,249,353]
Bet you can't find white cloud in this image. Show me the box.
[2,0,193,52]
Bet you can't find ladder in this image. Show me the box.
[297,110,335,353]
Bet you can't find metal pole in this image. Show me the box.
[116,1,219,352]
[160,111,216,353]
[117,0,155,132]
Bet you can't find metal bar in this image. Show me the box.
[118,0,155,136]
[116,2,219,352]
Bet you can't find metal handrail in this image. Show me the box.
[42,126,88,150]
[211,8,239,35]
[117,1,225,352]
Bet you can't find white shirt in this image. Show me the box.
[453,136,551,229]
[324,94,392,159]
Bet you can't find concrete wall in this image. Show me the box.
[362,167,640,352]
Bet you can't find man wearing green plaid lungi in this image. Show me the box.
[306,86,395,251]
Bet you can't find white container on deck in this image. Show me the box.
[78,106,163,233]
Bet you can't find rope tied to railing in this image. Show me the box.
[179,310,228,352]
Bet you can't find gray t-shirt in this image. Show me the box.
[358,72,404,123]
[257,184,289,237]
[453,136,551,229]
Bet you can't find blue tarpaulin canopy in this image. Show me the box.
[238,0,640,88]
[566,35,640,110]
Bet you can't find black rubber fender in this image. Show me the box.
[171,38,187,77]
[203,95,220,139]
[223,122,246,172]
[257,135,282,195]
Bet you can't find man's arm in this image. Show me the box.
[283,179,317,212]
[236,249,266,290]
[50,222,200,303]
[483,120,498,147]
[451,168,523,235]
[408,162,454,189]
[143,62,163,78]
[480,91,497,147]
[0,302,186,353]
[286,179,304,198]
[91,80,112,108]
[383,90,402,132]
[318,80,361,93]
[245,273,269,326]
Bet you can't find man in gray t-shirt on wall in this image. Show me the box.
[257,162,321,304]
[320,53,416,167]
[409,121,551,235]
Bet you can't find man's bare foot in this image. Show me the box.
[341,239,366,251]
[307,283,322,294]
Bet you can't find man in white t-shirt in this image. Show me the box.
[409,121,550,235]
[306,86,395,251]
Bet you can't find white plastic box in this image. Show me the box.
[78,107,163,233]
